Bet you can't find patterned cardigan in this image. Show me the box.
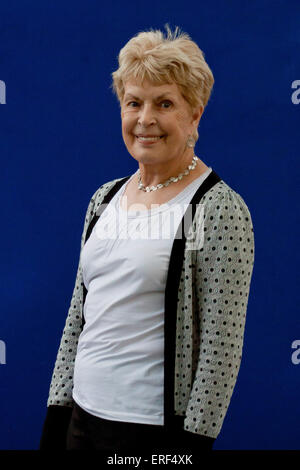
[40,169,255,448]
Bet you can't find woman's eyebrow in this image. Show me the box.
[124,92,174,101]
[155,93,174,100]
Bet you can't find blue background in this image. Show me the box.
[0,0,299,450]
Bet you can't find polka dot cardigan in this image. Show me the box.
[42,169,254,445]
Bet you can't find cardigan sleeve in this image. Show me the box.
[183,186,255,439]
[39,188,100,449]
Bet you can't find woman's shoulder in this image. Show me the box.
[201,178,252,214]
[194,177,254,233]
[89,175,130,207]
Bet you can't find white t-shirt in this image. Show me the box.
[72,166,212,425]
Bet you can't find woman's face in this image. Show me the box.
[121,79,202,167]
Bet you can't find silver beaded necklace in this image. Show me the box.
[137,155,198,192]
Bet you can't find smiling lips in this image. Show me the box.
[136,135,165,143]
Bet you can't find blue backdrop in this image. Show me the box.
[0,0,299,450]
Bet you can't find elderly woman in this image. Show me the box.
[40,26,254,454]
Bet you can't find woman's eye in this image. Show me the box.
[126,100,171,108]
[160,101,172,108]
[128,101,139,107]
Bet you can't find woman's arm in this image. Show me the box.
[184,186,255,440]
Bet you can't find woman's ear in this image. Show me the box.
[192,105,204,128]
[189,105,203,143]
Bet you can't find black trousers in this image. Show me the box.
[66,401,214,454]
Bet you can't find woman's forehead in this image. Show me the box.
[123,79,181,99]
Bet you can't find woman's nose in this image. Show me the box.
[138,104,157,126]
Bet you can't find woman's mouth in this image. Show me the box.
[136,135,165,144]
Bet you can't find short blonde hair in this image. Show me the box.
[111,25,215,142]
